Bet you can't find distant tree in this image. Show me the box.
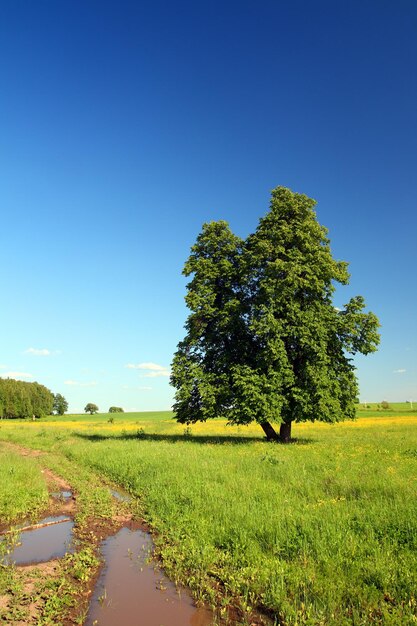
[84,403,99,415]
[171,186,380,442]
[0,378,54,418]
[53,393,68,415]
[108,406,124,413]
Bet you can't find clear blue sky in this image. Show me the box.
[1,0,416,412]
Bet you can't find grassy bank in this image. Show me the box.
[0,446,49,525]
[0,411,416,624]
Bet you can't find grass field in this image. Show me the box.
[0,405,416,625]
[0,446,49,526]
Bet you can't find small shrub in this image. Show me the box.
[381,400,390,410]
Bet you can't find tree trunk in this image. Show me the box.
[279,421,292,443]
[260,421,280,441]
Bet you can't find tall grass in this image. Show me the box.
[0,445,49,525]
[0,414,416,624]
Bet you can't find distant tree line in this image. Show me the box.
[0,379,126,419]
[0,378,54,419]
[83,405,125,415]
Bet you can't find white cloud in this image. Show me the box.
[141,370,171,378]
[25,347,52,356]
[64,380,97,387]
[126,362,171,377]
[2,371,34,379]
[393,369,406,374]
[126,362,167,371]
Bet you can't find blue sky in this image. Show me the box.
[1,0,416,412]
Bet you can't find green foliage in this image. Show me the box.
[108,406,124,413]
[84,403,99,415]
[64,547,99,582]
[0,446,49,523]
[171,187,380,437]
[53,393,68,415]
[0,378,54,419]
[381,400,390,409]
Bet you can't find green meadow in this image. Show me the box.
[0,406,416,625]
[0,447,49,525]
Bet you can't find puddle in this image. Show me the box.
[109,487,131,502]
[85,527,213,626]
[52,490,73,500]
[3,516,75,565]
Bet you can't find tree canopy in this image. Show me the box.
[53,393,68,415]
[171,186,380,441]
[84,403,99,415]
[0,378,54,419]
[109,406,124,413]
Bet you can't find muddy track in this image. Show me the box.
[1,443,272,626]
[0,442,138,625]
[0,443,219,626]
[0,442,76,534]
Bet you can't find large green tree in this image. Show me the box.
[171,187,380,441]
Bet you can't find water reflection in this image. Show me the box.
[85,527,213,626]
[4,516,74,565]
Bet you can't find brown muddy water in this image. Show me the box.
[85,527,213,626]
[4,515,74,565]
